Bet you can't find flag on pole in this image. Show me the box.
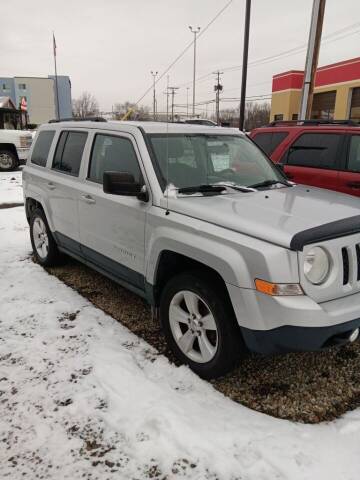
[53,33,57,57]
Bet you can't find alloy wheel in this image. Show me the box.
[169,290,218,363]
[33,217,49,259]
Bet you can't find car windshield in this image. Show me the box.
[148,133,285,192]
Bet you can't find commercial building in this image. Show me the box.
[0,75,72,125]
[270,57,360,122]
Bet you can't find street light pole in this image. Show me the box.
[150,70,158,121]
[189,26,201,117]
[186,87,190,117]
[239,0,251,131]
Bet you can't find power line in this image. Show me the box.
[176,21,360,89]
[133,0,234,107]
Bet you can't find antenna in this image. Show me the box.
[165,75,170,216]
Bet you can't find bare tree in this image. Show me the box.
[113,101,150,121]
[211,101,270,130]
[72,92,99,118]
[244,102,270,131]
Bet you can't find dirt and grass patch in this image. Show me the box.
[45,256,360,424]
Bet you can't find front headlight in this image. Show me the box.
[304,246,330,285]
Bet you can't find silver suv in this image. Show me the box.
[23,119,360,379]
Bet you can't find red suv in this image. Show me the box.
[250,120,360,197]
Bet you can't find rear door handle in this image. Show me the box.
[47,182,56,190]
[346,181,360,189]
[80,194,96,205]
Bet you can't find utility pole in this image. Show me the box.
[52,32,60,120]
[189,26,201,117]
[168,86,179,122]
[186,87,190,117]
[239,0,251,131]
[214,71,223,125]
[299,0,326,120]
[150,71,158,121]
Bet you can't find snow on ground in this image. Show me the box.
[0,169,24,205]
[1,171,360,479]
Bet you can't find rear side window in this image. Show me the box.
[286,133,342,169]
[31,130,55,167]
[348,136,360,172]
[252,132,288,156]
[88,134,142,184]
[52,131,88,176]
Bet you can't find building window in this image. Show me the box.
[2,83,9,91]
[274,114,283,121]
[311,91,336,120]
[292,113,298,121]
[18,83,27,90]
[349,87,360,122]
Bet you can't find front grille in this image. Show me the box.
[342,247,350,285]
[341,242,360,287]
[356,244,360,281]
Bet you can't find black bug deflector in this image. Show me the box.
[290,215,360,251]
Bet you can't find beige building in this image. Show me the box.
[14,77,56,125]
[0,75,72,125]
[270,57,360,122]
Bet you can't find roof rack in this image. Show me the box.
[267,119,359,127]
[48,117,107,123]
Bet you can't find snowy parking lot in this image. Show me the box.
[1,170,360,479]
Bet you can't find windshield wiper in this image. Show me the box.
[177,183,256,195]
[214,182,256,192]
[177,184,227,194]
[248,179,290,189]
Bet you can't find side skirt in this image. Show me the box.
[53,232,153,303]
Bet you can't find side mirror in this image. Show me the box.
[103,171,148,201]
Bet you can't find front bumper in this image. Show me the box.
[226,284,360,355]
[241,318,360,355]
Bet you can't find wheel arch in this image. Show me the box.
[25,196,54,231]
[150,249,237,311]
[0,143,19,161]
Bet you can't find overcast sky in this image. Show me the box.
[1,0,359,115]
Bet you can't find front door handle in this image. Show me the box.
[80,194,96,205]
[346,181,360,189]
[47,182,56,190]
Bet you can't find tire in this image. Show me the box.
[0,149,18,172]
[30,208,62,267]
[160,271,246,379]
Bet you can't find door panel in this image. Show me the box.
[78,133,149,287]
[284,164,339,190]
[46,130,88,252]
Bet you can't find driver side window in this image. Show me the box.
[88,134,142,184]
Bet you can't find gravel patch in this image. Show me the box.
[46,256,360,424]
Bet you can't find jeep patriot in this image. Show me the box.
[23,119,360,378]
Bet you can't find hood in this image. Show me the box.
[0,129,32,139]
[162,185,360,250]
